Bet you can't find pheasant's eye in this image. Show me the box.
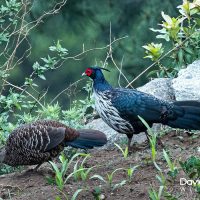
[85,68,93,76]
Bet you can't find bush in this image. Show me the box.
[143,0,200,78]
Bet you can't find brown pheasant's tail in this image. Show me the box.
[65,129,107,149]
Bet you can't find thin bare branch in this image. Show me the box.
[118,55,125,88]
[50,78,84,104]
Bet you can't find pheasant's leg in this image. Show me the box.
[33,163,43,171]
[25,163,43,173]
[127,134,133,153]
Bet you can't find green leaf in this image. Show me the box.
[158,186,164,199]
[112,180,126,191]
[55,196,62,200]
[138,116,153,135]
[32,62,40,70]
[49,161,64,190]
[90,174,106,183]
[38,74,46,80]
[161,11,172,24]
[71,189,83,200]
[163,149,173,170]
[64,168,81,184]
[184,47,194,55]
[114,143,128,158]
[178,49,184,64]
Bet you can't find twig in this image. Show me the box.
[66,36,128,61]
[50,78,84,104]
[103,23,133,88]
[29,88,49,114]
[118,55,124,88]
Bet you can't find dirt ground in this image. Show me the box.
[1,131,200,200]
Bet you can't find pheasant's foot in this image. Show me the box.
[157,137,165,148]
[128,143,142,154]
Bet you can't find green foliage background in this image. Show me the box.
[10,0,179,107]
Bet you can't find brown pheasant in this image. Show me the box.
[0,120,107,169]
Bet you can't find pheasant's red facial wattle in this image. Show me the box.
[85,68,93,77]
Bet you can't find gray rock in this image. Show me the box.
[172,60,200,100]
[86,118,147,148]
[137,78,175,101]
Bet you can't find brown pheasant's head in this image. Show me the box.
[0,147,5,164]
[82,67,110,80]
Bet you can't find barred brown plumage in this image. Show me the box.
[0,120,107,169]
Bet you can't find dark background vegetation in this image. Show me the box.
[11,0,179,107]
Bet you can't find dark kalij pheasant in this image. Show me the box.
[0,120,107,169]
[84,67,200,150]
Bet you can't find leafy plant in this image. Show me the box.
[62,81,94,129]
[143,43,164,61]
[92,187,103,200]
[150,174,179,200]
[156,171,167,186]
[163,191,179,200]
[49,153,68,190]
[163,149,178,179]
[180,157,200,196]
[114,143,129,158]
[62,100,89,129]
[126,165,139,182]
[0,164,22,176]
[143,0,200,78]
[48,152,88,190]
[37,103,61,120]
[72,154,94,182]
[91,168,126,191]
[71,189,84,200]
[55,188,84,200]
[138,116,161,171]
[180,156,200,179]
[148,186,164,200]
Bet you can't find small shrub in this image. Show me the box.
[91,168,126,191]
[114,143,129,159]
[143,0,200,78]
[163,149,178,179]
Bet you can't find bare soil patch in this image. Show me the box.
[1,131,200,200]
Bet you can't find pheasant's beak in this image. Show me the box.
[82,72,86,76]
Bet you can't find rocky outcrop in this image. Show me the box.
[138,60,200,101]
[137,78,175,101]
[172,60,200,101]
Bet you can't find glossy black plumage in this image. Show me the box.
[84,67,200,149]
[1,120,107,167]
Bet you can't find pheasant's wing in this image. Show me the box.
[110,88,177,123]
[44,126,66,151]
[8,125,65,152]
[31,120,68,128]
[31,119,81,143]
